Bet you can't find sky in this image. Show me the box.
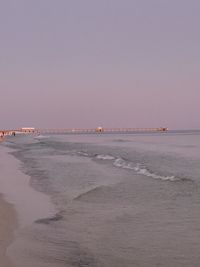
[0,0,200,130]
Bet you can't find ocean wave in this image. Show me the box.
[134,163,177,181]
[75,150,187,183]
[114,158,181,182]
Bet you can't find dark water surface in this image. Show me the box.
[5,132,200,266]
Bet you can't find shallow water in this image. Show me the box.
[4,131,200,266]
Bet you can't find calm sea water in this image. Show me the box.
[5,131,200,266]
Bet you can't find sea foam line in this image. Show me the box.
[78,152,182,182]
[113,158,178,182]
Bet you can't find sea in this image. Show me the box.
[3,131,200,267]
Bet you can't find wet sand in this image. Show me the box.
[0,194,17,267]
[0,140,17,266]
[0,142,56,267]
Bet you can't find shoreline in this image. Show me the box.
[0,143,56,227]
[0,141,17,267]
[0,141,56,266]
[0,194,17,267]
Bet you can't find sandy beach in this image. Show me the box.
[0,194,17,267]
[0,141,55,267]
[0,141,17,267]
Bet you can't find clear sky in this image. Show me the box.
[0,0,199,129]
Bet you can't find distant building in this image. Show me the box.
[95,126,104,132]
[157,127,168,132]
[21,127,35,133]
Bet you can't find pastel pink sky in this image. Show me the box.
[0,0,200,129]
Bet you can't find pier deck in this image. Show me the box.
[0,127,168,136]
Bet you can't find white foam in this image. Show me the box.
[134,164,176,181]
[113,158,134,169]
[77,151,89,157]
[113,158,177,182]
[96,154,115,160]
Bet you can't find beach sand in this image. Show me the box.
[0,141,56,267]
[0,194,17,267]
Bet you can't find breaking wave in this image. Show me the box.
[113,158,182,182]
[133,163,177,181]
[75,152,188,183]
[113,158,134,170]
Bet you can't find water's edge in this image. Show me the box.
[0,144,56,267]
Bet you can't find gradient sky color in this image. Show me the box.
[1,0,200,129]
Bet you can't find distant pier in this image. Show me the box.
[0,127,168,137]
[37,127,168,134]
